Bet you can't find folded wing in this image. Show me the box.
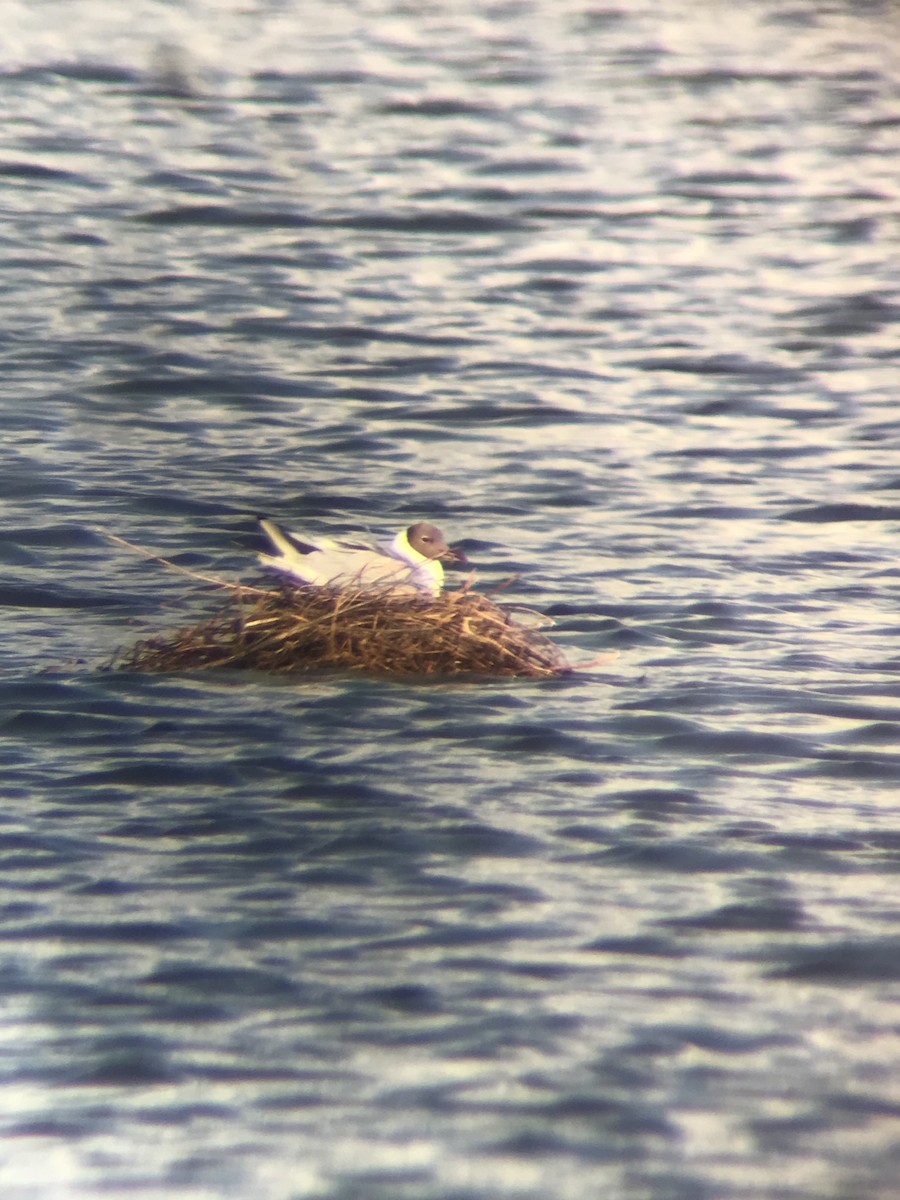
[258,518,423,591]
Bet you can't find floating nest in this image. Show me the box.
[113,582,571,679]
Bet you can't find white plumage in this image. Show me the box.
[257,518,464,596]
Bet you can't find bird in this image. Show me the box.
[256,517,466,596]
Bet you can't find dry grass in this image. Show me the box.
[113,583,571,678]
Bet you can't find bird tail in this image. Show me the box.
[257,517,312,576]
[259,517,298,557]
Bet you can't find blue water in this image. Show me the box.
[2,1,900,1197]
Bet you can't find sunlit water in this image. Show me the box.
[1,1,900,1197]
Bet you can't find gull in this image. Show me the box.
[257,517,466,596]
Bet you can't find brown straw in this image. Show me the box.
[101,531,570,678]
[113,583,570,678]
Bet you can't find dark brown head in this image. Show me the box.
[406,522,467,564]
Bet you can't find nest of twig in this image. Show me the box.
[113,583,570,679]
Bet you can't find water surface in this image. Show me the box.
[1,1,900,1197]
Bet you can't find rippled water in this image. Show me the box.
[2,1,900,1197]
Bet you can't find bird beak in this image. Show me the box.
[441,545,468,566]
